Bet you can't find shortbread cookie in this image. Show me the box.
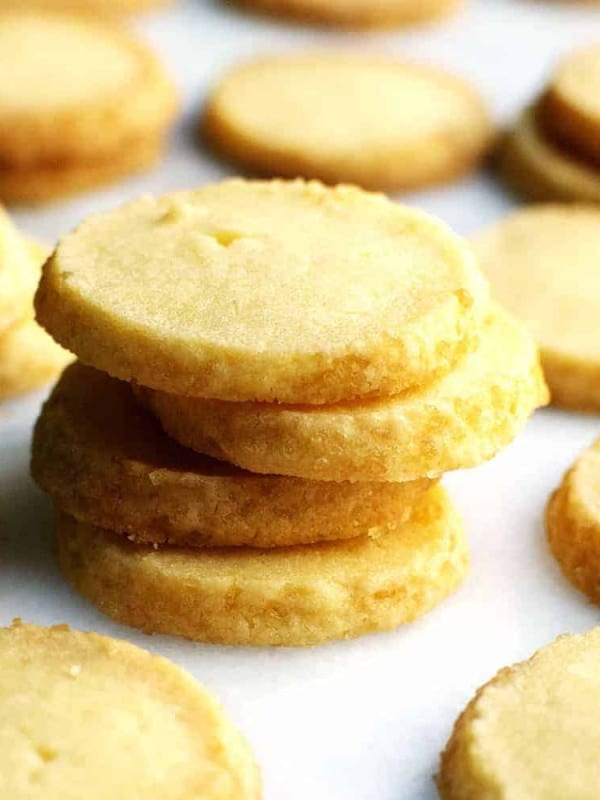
[0,207,36,332]
[473,205,600,411]
[500,106,600,203]
[0,137,162,204]
[3,0,171,14]
[0,317,72,399]
[141,307,548,482]
[56,484,468,647]
[36,179,489,404]
[230,0,462,28]
[32,363,431,547]
[203,56,491,191]
[541,45,600,166]
[438,628,600,800]
[1,240,71,399]
[0,620,260,799]
[0,12,177,168]
[547,439,600,603]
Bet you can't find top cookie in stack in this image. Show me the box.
[32,179,547,646]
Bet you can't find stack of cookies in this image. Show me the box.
[0,11,178,204]
[0,207,71,399]
[501,44,600,203]
[32,179,548,647]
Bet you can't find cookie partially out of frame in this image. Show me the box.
[0,620,261,800]
[438,629,600,800]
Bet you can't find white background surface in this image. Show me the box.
[2,2,600,797]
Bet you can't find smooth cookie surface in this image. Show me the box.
[56,484,468,647]
[547,438,600,603]
[141,307,548,482]
[203,55,491,191]
[32,363,431,547]
[0,620,260,799]
[0,206,36,332]
[0,11,177,168]
[438,628,600,800]
[473,204,600,411]
[36,179,489,404]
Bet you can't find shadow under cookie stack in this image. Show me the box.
[31,179,548,647]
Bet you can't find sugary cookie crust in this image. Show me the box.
[473,204,600,412]
[0,206,37,332]
[500,106,600,203]
[0,620,260,800]
[0,136,162,204]
[141,307,548,482]
[230,0,462,28]
[547,439,600,604]
[56,484,468,647]
[0,11,178,168]
[32,363,431,547]
[438,629,600,800]
[35,178,489,404]
[203,55,491,191]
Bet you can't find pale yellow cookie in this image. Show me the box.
[473,204,600,411]
[0,317,72,399]
[547,438,600,603]
[140,307,548,483]
[541,45,600,166]
[438,628,600,800]
[0,620,260,799]
[2,0,171,14]
[0,12,177,169]
[35,178,489,404]
[203,55,491,192]
[500,106,600,203]
[56,484,468,647]
[230,0,462,28]
[32,363,431,547]
[0,206,35,332]
[0,136,162,204]
[0,239,71,399]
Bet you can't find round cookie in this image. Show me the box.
[541,45,600,166]
[0,136,162,204]
[229,0,462,28]
[438,628,600,800]
[0,206,36,332]
[547,438,600,603]
[2,0,171,14]
[35,179,489,404]
[500,106,600,203]
[473,205,600,411]
[0,620,260,799]
[32,362,431,547]
[203,55,491,192]
[0,11,178,168]
[56,484,468,647]
[140,307,548,483]
[0,317,72,399]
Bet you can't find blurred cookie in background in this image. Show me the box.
[0,11,178,204]
[202,54,492,192]
[1,0,172,15]
[227,0,463,29]
[500,44,600,203]
[473,204,600,411]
